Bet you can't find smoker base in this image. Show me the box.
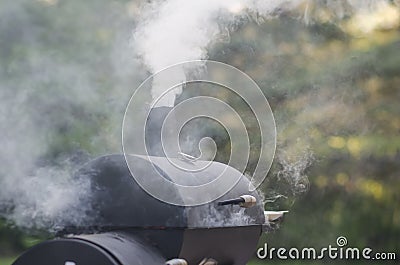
[13,226,262,265]
[13,232,165,265]
[13,238,120,265]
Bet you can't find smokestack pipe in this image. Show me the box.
[145,107,175,157]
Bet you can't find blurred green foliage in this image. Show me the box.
[0,0,399,264]
[0,258,15,265]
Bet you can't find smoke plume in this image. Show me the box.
[0,0,141,231]
[133,0,391,105]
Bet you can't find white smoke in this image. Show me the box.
[134,0,238,106]
[192,205,256,228]
[0,0,142,231]
[133,0,391,106]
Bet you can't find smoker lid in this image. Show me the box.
[70,154,264,232]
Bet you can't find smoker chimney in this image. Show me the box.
[145,106,174,156]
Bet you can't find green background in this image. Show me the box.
[0,0,399,264]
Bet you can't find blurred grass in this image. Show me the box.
[0,257,15,265]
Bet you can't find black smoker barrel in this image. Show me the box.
[13,154,266,265]
[13,107,268,265]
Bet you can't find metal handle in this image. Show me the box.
[217,195,257,208]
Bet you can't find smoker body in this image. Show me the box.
[13,154,266,265]
[14,227,261,265]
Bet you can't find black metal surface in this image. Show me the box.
[145,106,174,156]
[74,231,166,265]
[72,154,187,230]
[64,154,264,232]
[14,153,266,265]
[217,198,245,206]
[179,226,262,265]
[13,238,120,265]
[13,232,166,265]
[13,226,261,265]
